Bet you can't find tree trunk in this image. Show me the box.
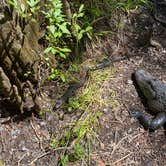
[0,1,43,113]
[62,0,72,21]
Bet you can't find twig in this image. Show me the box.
[0,130,5,152]
[114,128,118,145]
[28,151,51,165]
[112,152,133,165]
[111,135,129,155]
[17,153,27,166]
[91,16,107,25]
[30,120,44,151]
[129,132,145,143]
[29,142,76,165]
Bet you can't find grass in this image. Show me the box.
[49,64,116,165]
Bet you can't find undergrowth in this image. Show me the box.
[7,0,151,82]
[50,67,116,165]
[6,0,152,165]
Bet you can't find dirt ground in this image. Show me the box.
[0,8,166,166]
[91,55,166,166]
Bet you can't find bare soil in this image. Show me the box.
[0,8,166,166]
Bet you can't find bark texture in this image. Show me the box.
[62,0,72,21]
[0,1,42,113]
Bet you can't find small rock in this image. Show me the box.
[127,79,133,85]
[127,128,133,134]
[100,142,105,150]
[22,146,29,152]
[40,121,47,126]
[11,128,20,138]
[103,108,108,113]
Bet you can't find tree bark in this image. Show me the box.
[62,0,72,21]
[0,1,43,113]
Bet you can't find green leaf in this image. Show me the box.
[51,68,54,73]
[24,71,31,78]
[87,32,92,40]
[51,48,59,54]
[21,13,28,18]
[85,26,93,32]
[78,30,85,40]
[53,31,61,38]
[77,32,83,41]
[69,64,78,72]
[72,13,77,19]
[60,73,66,82]
[44,57,50,61]
[74,24,81,32]
[44,47,53,53]
[59,24,70,34]
[49,25,56,34]
[20,3,25,12]
[60,155,69,166]
[27,0,40,7]
[59,52,66,59]
[79,4,84,13]
[48,73,56,80]
[65,129,71,139]
[77,12,84,18]
[59,48,71,53]
[7,0,17,7]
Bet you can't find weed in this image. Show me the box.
[48,68,67,82]
[71,4,93,43]
[59,155,69,166]
[43,0,71,59]
[43,1,92,60]
[69,63,79,72]
[50,137,59,149]
[117,0,151,13]
[7,0,40,21]
[68,143,84,162]
[53,66,114,165]
[73,0,151,37]
[42,1,93,83]
[68,98,80,112]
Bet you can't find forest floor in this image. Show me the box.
[0,8,166,166]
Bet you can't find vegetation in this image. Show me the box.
[50,67,113,165]
[1,0,151,165]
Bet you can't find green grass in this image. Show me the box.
[50,66,116,165]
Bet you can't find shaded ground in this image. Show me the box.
[0,8,166,166]
[92,56,166,166]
